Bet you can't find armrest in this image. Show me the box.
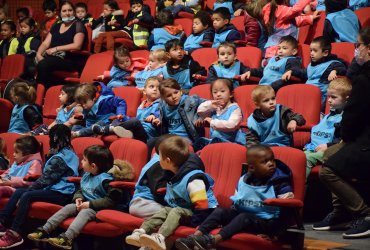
[245,76,261,84]
[124,76,135,82]
[234,40,247,47]
[109,181,136,189]
[23,174,41,182]
[64,77,80,84]
[69,50,91,57]
[200,41,213,47]
[263,198,303,208]
[0,170,6,175]
[289,76,304,83]
[193,75,207,82]
[67,177,82,183]
[156,187,166,194]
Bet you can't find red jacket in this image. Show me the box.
[243,12,261,47]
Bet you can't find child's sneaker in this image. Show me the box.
[48,234,72,250]
[140,233,166,250]
[125,228,145,247]
[175,235,196,250]
[27,228,49,242]
[192,234,216,250]
[0,224,7,236]
[92,124,110,135]
[0,229,24,248]
[113,126,133,138]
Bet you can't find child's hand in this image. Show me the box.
[71,131,79,138]
[97,75,104,80]
[108,20,117,26]
[315,144,328,152]
[312,11,321,21]
[328,70,337,81]
[132,18,139,24]
[240,72,250,82]
[234,9,243,17]
[77,201,89,211]
[75,198,83,207]
[145,115,156,123]
[211,100,224,109]
[287,120,297,133]
[204,117,212,125]
[282,70,292,81]
[194,119,205,127]
[152,118,161,126]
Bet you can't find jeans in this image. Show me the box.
[72,121,107,137]
[119,118,148,143]
[164,5,194,16]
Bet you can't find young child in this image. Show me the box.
[245,35,302,91]
[15,7,30,23]
[75,2,94,25]
[0,124,79,248]
[349,0,369,11]
[0,136,42,198]
[163,0,202,17]
[194,78,246,151]
[40,0,58,37]
[0,20,18,58]
[27,145,134,249]
[284,36,347,107]
[149,10,185,51]
[324,0,360,43]
[206,42,250,88]
[125,136,218,250]
[211,7,241,48]
[8,82,42,134]
[0,138,8,170]
[304,78,352,178]
[176,144,294,249]
[183,10,214,54]
[246,85,306,147]
[213,0,243,19]
[162,39,206,91]
[0,7,7,25]
[134,49,169,89]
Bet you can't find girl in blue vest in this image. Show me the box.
[304,78,351,179]
[176,145,294,249]
[246,85,306,147]
[194,78,246,151]
[0,136,42,199]
[27,145,135,249]
[0,20,18,58]
[0,124,79,249]
[8,81,43,134]
[211,7,241,48]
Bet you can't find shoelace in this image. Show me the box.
[350,218,365,229]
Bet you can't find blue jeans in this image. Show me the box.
[0,188,72,233]
[165,5,194,16]
[72,121,107,137]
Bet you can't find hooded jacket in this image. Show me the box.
[92,10,125,31]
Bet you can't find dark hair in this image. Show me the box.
[194,10,212,28]
[247,144,273,159]
[104,0,120,10]
[130,0,143,5]
[60,1,75,11]
[154,134,177,154]
[84,145,113,173]
[359,27,370,46]
[2,20,16,33]
[16,7,30,17]
[75,2,88,11]
[212,7,231,21]
[165,39,183,52]
[156,10,174,27]
[114,45,131,64]
[325,0,347,14]
[61,84,78,106]
[43,0,57,11]
[312,36,332,53]
[211,78,234,97]
[159,78,181,96]
[279,35,298,49]
[15,136,40,156]
[217,41,236,54]
[267,0,285,35]
[20,17,37,29]
[49,124,72,154]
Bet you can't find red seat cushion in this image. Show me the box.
[28,202,63,220]
[60,218,123,237]
[96,210,144,233]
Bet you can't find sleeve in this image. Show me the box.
[250,67,264,77]
[10,160,43,188]
[281,106,306,129]
[295,14,313,27]
[320,61,347,82]
[111,97,128,117]
[30,38,41,52]
[148,34,154,50]
[274,179,294,198]
[206,65,218,82]
[277,0,312,22]
[150,102,161,118]
[240,63,251,74]
[138,12,154,24]
[75,21,87,34]
[244,14,261,47]
[285,57,302,72]
[210,107,243,131]
[72,187,84,202]
[245,128,261,147]
[323,19,336,43]
[291,67,308,80]
[203,29,214,42]
[23,106,43,130]
[114,15,126,29]
[92,16,104,29]
[225,29,242,42]
[197,100,215,118]
[184,0,199,7]
[187,179,208,209]
[189,59,206,81]
[89,181,126,211]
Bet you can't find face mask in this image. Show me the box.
[62,16,75,23]
[354,47,365,66]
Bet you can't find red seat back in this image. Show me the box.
[331,42,355,66]
[35,84,45,106]
[230,16,245,39]
[144,0,156,17]
[174,18,193,37]
[34,135,50,161]
[306,12,326,44]
[0,55,25,80]
[298,44,310,68]
[236,47,262,68]
[298,25,310,44]
[234,85,258,123]
[79,51,114,83]
[0,133,21,165]
[88,0,105,19]
[0,99,13,133]
[189,84,212,99]
[191,48,218,70]
[71,137,105,166]
[112,86,142,117]
[355,7,370,27]
[43,85,63,125]
[130,50,150,59]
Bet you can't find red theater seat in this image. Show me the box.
[0,99,13,133]
[43,85,63,125]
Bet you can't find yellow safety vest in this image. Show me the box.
[133,12,149,47]
[0,37,19,55]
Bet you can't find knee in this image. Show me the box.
[79,208,96,217]
[319,166,332,182]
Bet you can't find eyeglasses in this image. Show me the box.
[355,42,364,48]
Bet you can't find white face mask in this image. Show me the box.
[62,16,75,23]
[354,47,366,66]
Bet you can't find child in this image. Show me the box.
[40,0,58,37]
[162,39,206,91]
[0,138,8,170]
[246,85,305,147]
[27,145,134,249]
[0,7,7,25]
[8,82,42,134]
[16,7,30,23]
[75,2,94,25]
[245,35,302,91]
[207,42,250,88]
[176,144,294,250]
[134,49,169,89]
[324,0,360,43]
[125,136,218,250]
[213,0,243,19]
[183,10,214,54]
[194,78,246,151]
[244,0,268,51]
[304,78,352,178]
[0,20,18,58]
[149,10,185,51]
[93,0,125,53]
[0,136,42,198]
[0,124,79,248]
[163,0,202,17]
[349,0,369,11]
[211,7,241,48]
[284,36,347,107]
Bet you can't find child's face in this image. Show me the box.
[327,88,347,110]
[0,10,6,21]
[19,22,32,35]
[192,18,207,34]
[248,149,276,179]
[310,42,328,62]
[212,80,232,108]
[103,4,114,16]
[143,80,160,101]
[148,55,162,70]
[59,90,69,105]
[131,3,143,13]
[255,91,276,116]
[218,46,236,66]
[162,87,182,106]
[1,24,14,40]
[75,7,87,19]
[116,55,132,70]
[159,151,176,173]
[212,13,228,31]
[81,156,98,175]
[168,46,185,62]
[44,10,56,19]
[13,145,24,164]
[80,98,95,110]
[277,41,297,58]
[17,12,27,21]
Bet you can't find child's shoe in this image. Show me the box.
[0,224,6,236]
[48,234,72,250]
[175,235,196,250]
[192,234,216,250]
[0,229,24,248]
[92,124,110,135]
[140,233,166,250]
[113,126,133,138]
[125,228,145,247]
[27,228,49,242]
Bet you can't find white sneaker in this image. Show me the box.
[125,229,145,247]
[140,233,166,250]
[113,126,133,138]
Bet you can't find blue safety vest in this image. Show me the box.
[162,96,190,139]
[213,29,232,48]
[85,94,115,127]
[326,9,359,43]
[8,104,40,133]
[260,56,294,85]
[162,62,193,90]
[134,67,163,89]
[56,106,76,124]
[151,28,183,51]
[184,33,205,52]
[214,1,234,18]
[81,172,113,201]
[136,99,160,138]
[213,60,241,88]
[7,159,41,178]
[349,0,369,11]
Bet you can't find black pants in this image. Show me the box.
[119,118,148,143]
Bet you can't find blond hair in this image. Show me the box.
[251,85,275,103]
[144,76,161,88]
[74,83,97,103]
[328,77,352,98]
[150,49,170,63]
[10,81,36,104]
[158,136,190,167]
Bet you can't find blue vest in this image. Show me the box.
[213,60,241,88]
[213,2,234,18]
[316,0,326,10]
[349,0,368,10]
[132,153,160,202]
[134,67,163,89]
[44,148,79,194]
[162,62,192,90]
[212,29,232,48]
[164,169,218,209]
[107,66,131,89]
[81,172,113,201]
[136,100,160,138]
[210,103,246,144]
[247,104,291,146]
[8,104,39,133]
[265,24,297,48]
[85,94,115,127]
[184,33,205,52]
[163,96,190,140]
[151,28,183,51]
[260,56,293,85]
[7,159,41,178]
[56,106,76,124]
[305,111,342,151]
[230,174,280,219]
[326,9,359,43]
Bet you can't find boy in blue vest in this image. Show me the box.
[27,145,135,249]
[176,144,294,250]
[304,78,352,179]
[244,35,302,92]
[211,7,241,48]
[126,136,218,250]
[246,85,306,147]
[162,39,206,91]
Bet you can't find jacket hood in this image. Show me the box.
[93,81,114,96]
[163,24,183,35]
[244,159,292,185]
[17,152,42,166]
[311,54,346,66]
[216,24,237,34]
[166,55,192,74]
[170,153,205,184]
[108,159,135,181]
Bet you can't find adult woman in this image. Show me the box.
[36,1,86,88]
[313,27,370,239]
